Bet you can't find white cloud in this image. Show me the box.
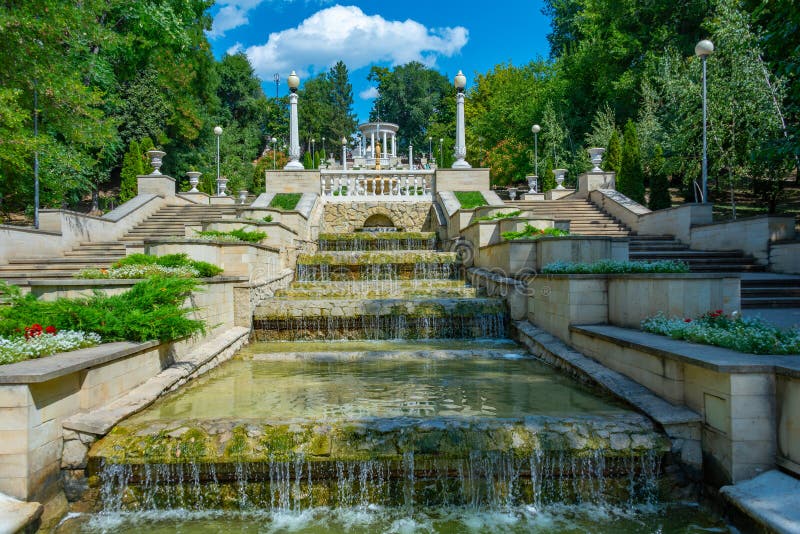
[209,0,266,38]
[359,86,379,100]
[226,42,244,55]
[245,5,469,78]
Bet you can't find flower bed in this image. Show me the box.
[0,278,205,364]
[502,224,568,241]
[541,259,689,274]
[196,228,267,243]
[74,253,222,279]
[641,310,800,355]
[0,326,101,364]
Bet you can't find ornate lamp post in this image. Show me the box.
[531,124,541,177]
[439,138,444,167]
[342,137,348,171]
[284,71,304,170]
[271,137,277,169]
[452,70,471,168]
[695,39,714,203]
[213,126,223,195]
[311,138,316,168]
[322,136,326,162]
[428,136,433,163]
[409,144,413,170]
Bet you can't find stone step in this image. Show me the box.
[741,296,800,308]
[741,287,800,297]
[276,282,477,299]
[7,257,120,265]
[630,251,754,259]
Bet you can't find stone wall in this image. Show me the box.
[770,242,800,274]
[321,201,433,232]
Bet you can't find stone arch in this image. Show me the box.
[358,206,400,230]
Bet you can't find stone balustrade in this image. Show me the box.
[320,170,434,201]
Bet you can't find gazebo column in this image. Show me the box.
[392,134,396,157]
[383,130,388,159]
[371,131,375,156]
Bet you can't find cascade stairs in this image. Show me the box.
[0,204,237,283]
[630,236,800,308]
[503,198,631,236]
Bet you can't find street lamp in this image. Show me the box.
[342,137,348,171]
[214,125,223,195]
[311,138,316,168]
[452,70,471,168]
[695,39,714,203]
[271,137,277,170]
[439,138,444,167]
[322,136,326,161]
[428,136,433,162]
[531,124,541,177]
[284,71,304,170]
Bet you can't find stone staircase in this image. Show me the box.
[630,236,800,308]
[120,204,237,243]
[0,204,238,283]
[504,198,631,236]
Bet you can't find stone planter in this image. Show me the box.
[186,171,201,193]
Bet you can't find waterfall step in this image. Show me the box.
[318,232,438,251]
[275,280,477,299]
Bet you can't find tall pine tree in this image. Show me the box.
[620,120,645,203]
[119,140,143,202]
[605,129,622,175]
[647,145,671,210]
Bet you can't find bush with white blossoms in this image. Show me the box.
[0,330,102,365]
[74,264,199,279]
[641,310,800,355]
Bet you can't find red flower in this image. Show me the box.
[24,324,43,339]
[45,326,57,335]
[684,318,692,323]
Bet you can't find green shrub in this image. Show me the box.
[642,311,800,355]
[262,215,273,223]
[101,253,224,278]
[196,228,267,243]
[114,254,158,267]
[541,259,690,274]
[454,191,488,210]
[0,278,205,343]
[475,210,522,222]
[502,224,569,241]
[269,193,302,210]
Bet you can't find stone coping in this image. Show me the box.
[24,276,248,286]
[0,341,160,384]
[462,216,556,232]
[0,224,61,236]
[720,470,800,534]
[206,219,298,234]
[693,213,797,229]
[513,321,700,427]
[101,193,160,222]
[142,238,280,253]
[532,272,739,280]
[571,325,800,377]
[236,207,309,219]
[478,235,628,250]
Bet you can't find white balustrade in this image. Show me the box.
[320,170,434,201]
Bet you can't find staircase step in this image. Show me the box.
[742,297,800,308]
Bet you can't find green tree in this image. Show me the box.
[605,129,622,175]
[647,145,671,210]
[119,140,144,202]
[620,120,645,203]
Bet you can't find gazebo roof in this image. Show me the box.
[358,122,399,135]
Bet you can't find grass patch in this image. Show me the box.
[502,225,569,241]
[475,210,522,222]
[454,191,488,210]
[196,228,267,243]
[0,277,206,344]
[541,259,690,274]
[642,310,800,355]
[269,193,302,210]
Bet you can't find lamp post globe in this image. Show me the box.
[531,124,541,134]
[454,70,467,92]
[287,71,300,92]
[695,39,714,57]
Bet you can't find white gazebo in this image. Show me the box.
[356,122,399,168]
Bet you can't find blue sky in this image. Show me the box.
[207,1,553,120]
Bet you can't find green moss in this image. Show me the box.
[454,191,488,210]
[269,193,302,210]
[224,426,251,458]
[297,251,456,266]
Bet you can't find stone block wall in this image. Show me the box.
[321,201,433,233]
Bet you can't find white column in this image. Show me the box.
[383,130,388,160]
[371,131,375,157]
[409,145,413,170]
[285,92,303,170]
[392,134,396,157]
[453,91,471,169]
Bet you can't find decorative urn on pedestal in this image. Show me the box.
[186,171,201,193]
[553,169,567,190]
[588,148,606,172]
[147,150,166,175]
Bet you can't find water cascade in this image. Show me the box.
[72,231,727,532]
